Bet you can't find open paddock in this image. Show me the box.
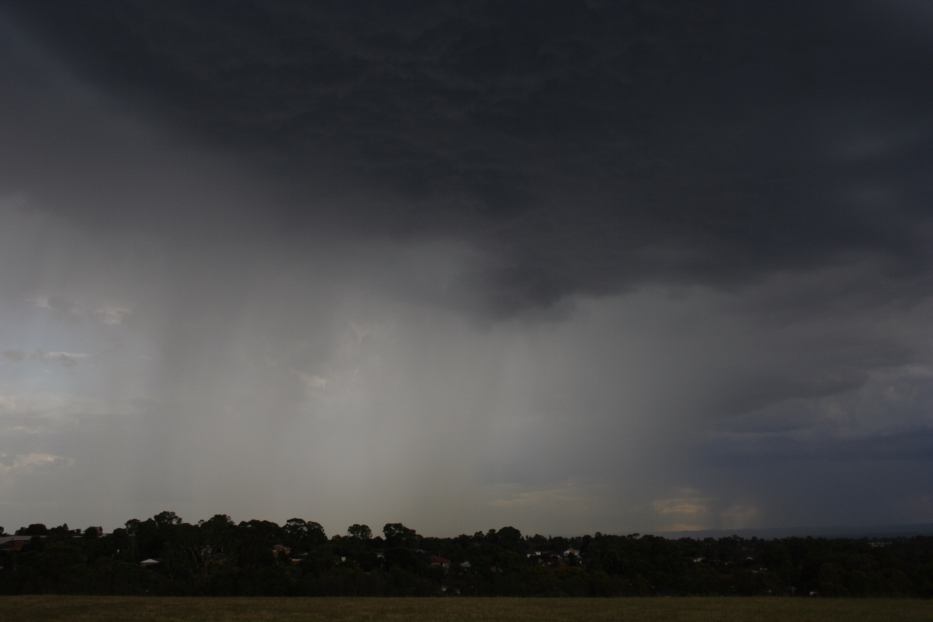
[0,596,930,622]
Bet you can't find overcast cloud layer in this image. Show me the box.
[1,1,933,535]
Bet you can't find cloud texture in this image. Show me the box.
[1,1,932,534]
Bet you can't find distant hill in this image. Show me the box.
[657,523,933,539]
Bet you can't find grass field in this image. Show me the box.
[0,596,930,622]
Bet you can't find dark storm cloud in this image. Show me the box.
[7,0,933,311]
[3,1,933,534]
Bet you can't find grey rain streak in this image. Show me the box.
[0,0,932,535]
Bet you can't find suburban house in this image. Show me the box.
[429,555,451,569]
[0,536,34,553]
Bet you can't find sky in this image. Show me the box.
[1,1,933,536]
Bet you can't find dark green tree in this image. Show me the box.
[348,524,372,540]
[383,523,418,547]
[16,524,48,536]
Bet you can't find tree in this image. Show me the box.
[199,514,237,558]
[348,524,372,540]
[236,520,282,570]
[48,523,75,536]
[16,523,48,536]
[383,523,418,547]
[153,511,182,527]
[284,517,309,539]
[496,526,523,549]
[284,518,326,548]
[200,514,235,532]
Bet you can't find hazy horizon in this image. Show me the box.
[2,1,933,538]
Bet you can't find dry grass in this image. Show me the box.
[0,596,930,622]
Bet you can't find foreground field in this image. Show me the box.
[0,596,931,622]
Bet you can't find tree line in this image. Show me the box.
[1,512,931,597]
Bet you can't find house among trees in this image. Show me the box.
[0,536,32,553]
[2,513,932,597]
